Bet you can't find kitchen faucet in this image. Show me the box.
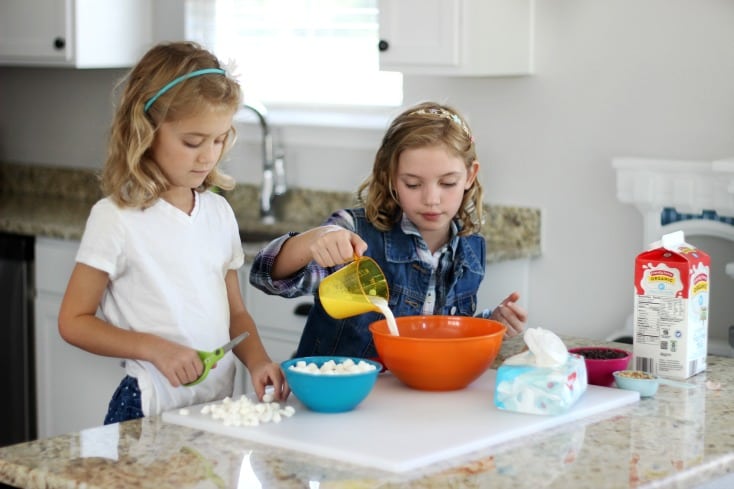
[242,101,287,224]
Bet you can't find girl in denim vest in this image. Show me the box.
[250,102,527,359]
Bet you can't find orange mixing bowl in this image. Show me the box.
[369,316,506,391]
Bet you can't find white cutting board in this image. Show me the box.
[162,369,639,473]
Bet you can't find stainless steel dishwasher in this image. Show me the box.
[0,232,36,446]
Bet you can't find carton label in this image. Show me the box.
[638,262,683,296]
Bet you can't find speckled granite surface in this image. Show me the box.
[0,162,541,263]
[1,336,733,489]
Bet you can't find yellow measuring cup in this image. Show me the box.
[318,256,389,319]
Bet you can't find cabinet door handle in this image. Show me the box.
[293,303,313,316]
[53,37,66,50]
[378,39,389,52]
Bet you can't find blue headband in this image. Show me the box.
[143,68,226,112]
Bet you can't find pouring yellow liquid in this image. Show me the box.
[319,293,399,336]
[319,258,387,314]
[318,256,398,335]
[319,292,370,318]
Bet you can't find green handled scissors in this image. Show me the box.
[185,331,250,387]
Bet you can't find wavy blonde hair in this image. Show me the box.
[357,101,483,236]
[102,41,242,208]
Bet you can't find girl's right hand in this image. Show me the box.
[150,338,204,387]
[309,225,368,267]
[491,292,527,338]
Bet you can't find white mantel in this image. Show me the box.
[612,157,734,247]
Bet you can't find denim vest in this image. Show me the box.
[295,208,486,359]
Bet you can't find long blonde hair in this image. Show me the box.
[102,41,242,208]
[358,101,483,235]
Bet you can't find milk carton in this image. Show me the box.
[633,231,710,379]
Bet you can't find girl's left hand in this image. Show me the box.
[249,361,291,401]
[491,291,527,338]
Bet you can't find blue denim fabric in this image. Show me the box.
[104,375,144,424]
[294,208,486,358]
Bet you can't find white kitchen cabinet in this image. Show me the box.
[234,263,312,395]
[378,0,534,76]
[0,0,152,68]
[34,237,122,439]
[238,264,312,365]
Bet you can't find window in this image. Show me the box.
[184,0,402,108]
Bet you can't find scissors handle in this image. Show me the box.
[201,350,223,368]
[185,332,250,387]
[184,351,217,387]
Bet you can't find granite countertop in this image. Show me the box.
[0,163,541,263]
[1,336,733,489]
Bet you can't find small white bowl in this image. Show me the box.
[614,370,696,397]
[613,370,659,397]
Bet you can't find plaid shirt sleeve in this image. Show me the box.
[248,209,356,298]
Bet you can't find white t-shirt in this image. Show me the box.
[76,191,245,416]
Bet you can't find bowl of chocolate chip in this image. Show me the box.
[567,347,631,387]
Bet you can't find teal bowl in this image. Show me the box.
[281,356,382,413]
[613,370,659,397]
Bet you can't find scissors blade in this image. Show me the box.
[217,331,250,354]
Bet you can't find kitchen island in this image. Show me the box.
[1,336,733,489]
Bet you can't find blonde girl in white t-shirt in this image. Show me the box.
[58,41,289,423]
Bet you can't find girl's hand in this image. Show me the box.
[249,361,291,401]
[491,292,527,338]
[150,338,204,387]
[309,225,368,267]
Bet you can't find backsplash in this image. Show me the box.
[0,163,101,201]
[0,162,541,262]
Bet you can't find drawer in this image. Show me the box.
[246,288,313,335]
[35,237,80,295]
